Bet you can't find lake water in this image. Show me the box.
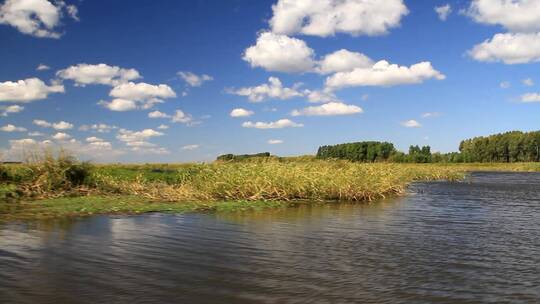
[1,172,539,303]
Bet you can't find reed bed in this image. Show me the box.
[90,161,466,202]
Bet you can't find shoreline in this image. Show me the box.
[2,163,540,222]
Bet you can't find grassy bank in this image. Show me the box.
[2,155,540,220]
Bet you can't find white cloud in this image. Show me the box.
[0,78,64,103]
[52,121,73,130]
[89,141,112,149]
[500,81,511,89]
[57,63,141,86]
[270,0,408,37]
[466,0,540,32]
[523,78,534,86]
[171,110,193,124]
[79,123,117,133]
[52,132,71,140]
[1,124,27,132]
[32,119,73,130]
[242,119,303,129]
[105,82,176,110]
[421,112,440,118]
[0,104,24,116]
[303,89,340,103]
[98,98,137,111]
[85,136,103,143]
[181,144,199,151]
[230,108,254,117]
[157,124,169,130]
[435,4,452,21]
[243,32,316,73]
[520,93,540,103]
[0,0,78,38]
[117,128,163,143]
[115,128,169,155]
[317,49,373,74]
[36,64,50,71]
[32,119,51,127]
[469,32,540,64]
[28,131,44,137]
[177,71,213,87]
[291,102,363,116]
[148,110,171,119]
[325,60,445,90]
[229,77,303,102]
[268,139,283,144]
[401,119,422,128]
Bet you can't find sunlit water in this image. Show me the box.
[1,172,539,303]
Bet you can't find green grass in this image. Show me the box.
[2,155,540,221]
[0,195,293,221]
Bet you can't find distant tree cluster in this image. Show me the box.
[390,145,433,163]
[217,152,271,161]
[315,131,540,163]
[316,142,396,162]
[458,131,540,162]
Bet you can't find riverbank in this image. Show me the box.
[2,158,540,221]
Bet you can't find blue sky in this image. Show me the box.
[1,0,540,162]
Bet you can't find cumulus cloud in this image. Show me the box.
[148,110,170,119]
[0,78,64,103]
[32,119,73,130]
[157,124,169,130]
[242,119,303,129]
[435,4,452,21]
[401,119,422,128]
[230,108,254,117]
[520,93,540,103]
[243,32,316,73]
[52,121,73,130]
[268,139,283,144]
[52,132,71,140]
[57,63,141,86]
[0,0,78,38]
[36,64,50,71]
[229,77,303,102]
[177,71,213,87]
[303,89,341,103]
[85,136,103,143]
[316,49,373,74]
[98,98,137,111]
[325,60,445,90]
[101,81,176,110]
[79,123,117,133]
[171,110,194,125]
[466,0,540,32]
[523,78,534,86]
[116,128,164,151]
[270,0,408,37]
[469,32,540,64]
[0,104,24,116]
[181,144,199,151]
[1,124,27,132]
[291,102,363,116]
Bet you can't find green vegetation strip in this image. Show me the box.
[2,152,540,221]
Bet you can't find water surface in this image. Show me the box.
[1,172,539,303]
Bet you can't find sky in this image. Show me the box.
[1,0,540,163]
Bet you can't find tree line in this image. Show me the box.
[315,131,540,163]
